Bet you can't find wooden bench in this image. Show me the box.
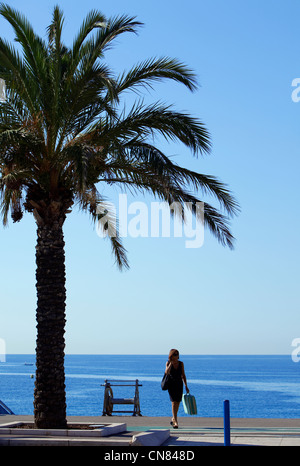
[101,379,142,416]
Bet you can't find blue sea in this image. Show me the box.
[1,355,300,419]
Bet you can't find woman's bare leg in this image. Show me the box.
[172,401,180,427]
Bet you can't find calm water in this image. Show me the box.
[1,354,300,418]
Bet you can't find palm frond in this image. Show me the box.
[71,9,108,61]
[123,141,239,216]
[47,5,64,52]
[0,37,37,115]
[46,5,65,139]
[95,150,237,249]
[76,188,129,270]
[0,3,48,94]
[116,57,198,95]
[96,204,129,270]
[69,14,141,81]
[110,235,129,270]
[0,180,24,225]
[203,203,235,249]
[0,88,30,125]
[92,101,211,156]
[90,14,142,54]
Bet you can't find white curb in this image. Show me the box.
[130,429,170,446]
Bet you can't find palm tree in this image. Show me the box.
[0,4,239,428]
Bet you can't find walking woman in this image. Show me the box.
[165,349,189,428]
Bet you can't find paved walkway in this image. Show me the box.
[1,415,300,446]
[108,415,300,446]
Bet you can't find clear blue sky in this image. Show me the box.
[1,0,299,355]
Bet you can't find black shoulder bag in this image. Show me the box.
[161,372,169,390]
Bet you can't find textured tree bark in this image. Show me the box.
[33,219,67,428]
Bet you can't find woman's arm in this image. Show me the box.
[181,362,189,393]
[165,360,172,374]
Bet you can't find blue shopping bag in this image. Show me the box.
[182,393,197,415]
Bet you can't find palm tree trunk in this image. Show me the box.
[33,218,67,429]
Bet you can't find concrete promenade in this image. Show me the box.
[1,414,300,446]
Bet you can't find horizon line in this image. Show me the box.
[2,353,292,357]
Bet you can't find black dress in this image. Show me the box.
[168,361,183,402]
